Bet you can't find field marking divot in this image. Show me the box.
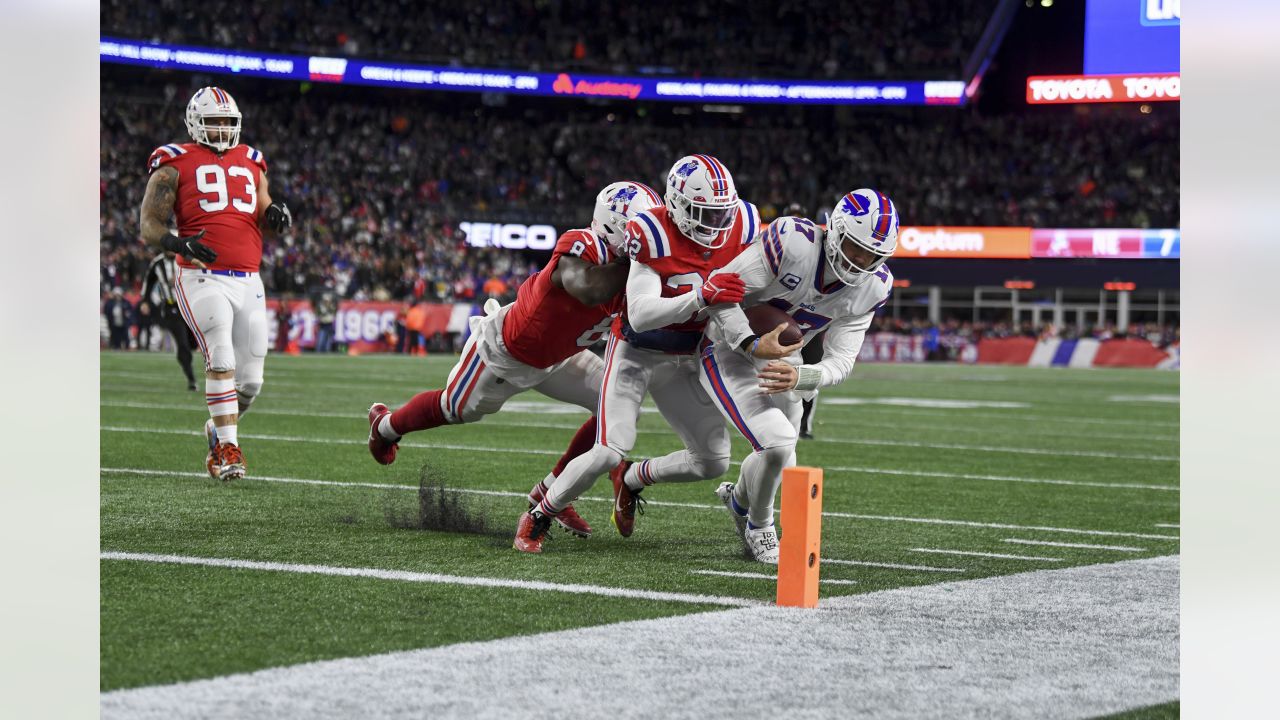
[1004,539,1145,552]
[821,559,964,573]
[100,467,1181,541]
[100,551,762,608]
[908,548,1065,562]
[690,569,859,586]
[100,556,1179,720]
[99,426,1180,494]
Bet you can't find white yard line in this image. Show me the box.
[1003,539,1146,552]
[822,559,964,573]
[908,548,1065,562]
[100,556,1180,720]
[1154,523,1180,529]
[99,426,1180,493]
[100,467,1180,541]
[101,551,761,608]
[690,569,859,586]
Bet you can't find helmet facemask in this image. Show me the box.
[827,215,891,286]
[667,192,738,248]
[188,113,242,153]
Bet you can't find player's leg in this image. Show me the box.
[174,268,242,480]
[531,336,651,544]
[798,333,824,438]
[622,357,733,491]
[165,308,197,390]
[231,277,269,419]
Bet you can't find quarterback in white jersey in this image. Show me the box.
[700,188,898,562]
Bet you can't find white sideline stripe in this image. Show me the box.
[1154,523,1179,529]
[690,569,859,586]
[908,548,1065,562]
[99,426,1180,493]
[1003,539,1146,552]
[101,551,762,608]
[100,556,1179,720]
[101,398,1181,444]
[100,467,1180,541]
[822,559,964,573]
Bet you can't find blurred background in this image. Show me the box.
[98,0,1179,367]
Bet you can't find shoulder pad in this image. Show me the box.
[558,229,609,265]
[240,144,268,173]
[738,201,761,246]
[625,209,672,262]
[147,144,189,173]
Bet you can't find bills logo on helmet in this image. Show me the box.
[841,192,871,217]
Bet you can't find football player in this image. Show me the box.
[700,189,898,562]
[138,87,293,481]
[530,155,799,545]
[366,182,662,550]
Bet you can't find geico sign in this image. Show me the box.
[460,222,558,250]
[898,227,985,256]
[1026,74,1180,104]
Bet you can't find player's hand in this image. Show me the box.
[697,273,746,306]
[163,229,217,269]
[264,201,293,233]
[752,323,804,360]
[758,360,798,394]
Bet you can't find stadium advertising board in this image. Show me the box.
[99,36,966,107]
[1085,0,1180,75]
[1026,73,1179,104]
[1030,228,1180,259]
[894,226,1032,259]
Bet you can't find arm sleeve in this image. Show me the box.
[625,261,703,332]
[793,310,873,392]
[704,241,778,352]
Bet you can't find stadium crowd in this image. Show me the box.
[101,72,1179,306]
[102,0,996,80]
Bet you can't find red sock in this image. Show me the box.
[552,416,598,477]
[389,389,448,435]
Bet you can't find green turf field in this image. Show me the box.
[100,351,1179,698]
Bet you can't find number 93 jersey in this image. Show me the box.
[147,142,267,272]
[707,215,893,351]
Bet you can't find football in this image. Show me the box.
[744,304,803,346]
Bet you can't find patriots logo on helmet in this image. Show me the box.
[674,160,698,178]
[610,186,638,204]
[841,193,871,217]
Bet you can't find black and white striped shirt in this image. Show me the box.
[142,253,178,307]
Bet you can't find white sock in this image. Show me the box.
[377,414,401,441]
[218,423,238,446]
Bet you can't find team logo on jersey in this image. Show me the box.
[841,192,871,217]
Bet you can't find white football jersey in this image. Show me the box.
[706,216,892,390]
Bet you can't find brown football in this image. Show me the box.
[744,304,803,346]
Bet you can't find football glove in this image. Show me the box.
[264,201,293,233]
[162,229,217,265]
[697,272,746,307]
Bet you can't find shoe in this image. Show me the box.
[367,403,399,465]
[204,419,219,478]
[799,431,814,440]
[528,482,592,538]
[744,524,780,564]
[715,482,750,539]
[188,381,198,392]
[609,460,644,538]
[513,509,553,554]
[214,442,246,481]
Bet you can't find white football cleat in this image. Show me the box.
[714,482,749,539]
[744,524,780,565]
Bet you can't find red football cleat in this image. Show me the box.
[610,460,644,538]
[528,482,592,538]
[513,509,553,554]
[214,443,245,481]
[367,403,399,465]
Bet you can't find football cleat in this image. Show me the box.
[513,509,553,554]
[367,403,399,465]
[744,524,780,564]
[214,442,245,481]
[714,482,750,539]
[204,419,219,478]
[528,482,592,538]
[609,460,645,538]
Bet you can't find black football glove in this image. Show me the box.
[162,229,217,265]
[264,201,292,233]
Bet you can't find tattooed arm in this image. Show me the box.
[139,166,179,248]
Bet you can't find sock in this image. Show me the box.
[205,377,237,421]
[528,474,554,504]
[747,518,775,531]
[624,459,653,492]
[553,417,598,476]
[388,389,447,437]
[377,414,400,442]
[217,423,239,446]
[728,492,748,518]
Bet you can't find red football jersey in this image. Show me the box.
[502,228,621,369]
[617,201,761,336]
[147,142,268,272]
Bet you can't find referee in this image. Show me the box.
[142,251,198,391]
